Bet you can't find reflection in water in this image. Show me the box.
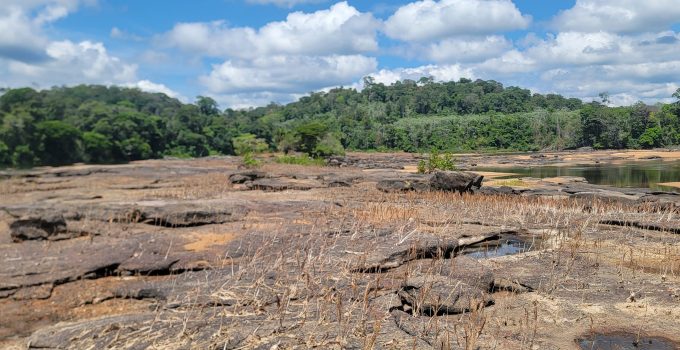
[478,160,680,192]
[462,236,541,259]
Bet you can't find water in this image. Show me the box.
[462,236,540,259]
[577,333,678,350]
[477,160,680,192]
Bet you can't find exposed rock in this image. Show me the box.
[9,214,67,242]
[429,171,483,193]
[352,234,460,272]
[351,232,502,273]
[376,178,427,192]
[247,177,323,191]
[27,314,155,350]
[398,275,492,316]
[228,170,266,184]
[478,186,523,196]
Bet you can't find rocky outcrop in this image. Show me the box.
[429,171,483,193]
[9,214,68,242]
[377,171,484,193]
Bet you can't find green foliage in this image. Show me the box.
[417,150,456,174]
[275,155,326,166]
[638,126,663,149]
[35,120,82,165]
[241,153,261,168]
[0,81,679,168]
[82,132,113,163]
[232,133,268,155]
[0,141,10,165]
[313,133,345,157]
[12,145,37,168]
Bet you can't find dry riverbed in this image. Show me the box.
[1,152,680,349]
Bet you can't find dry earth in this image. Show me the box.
[1,152,679,349]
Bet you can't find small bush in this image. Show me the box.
[275,155,326,166]
[417,150,456,174]
[242,153,261,168]
[232,134,268,155]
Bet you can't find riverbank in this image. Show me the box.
[1,154,679,349]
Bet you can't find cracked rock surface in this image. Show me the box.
[1,154,679,349]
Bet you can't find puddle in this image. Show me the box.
[577,333,678,350]
[462,235,542,259]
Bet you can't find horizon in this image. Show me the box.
[1,0,679,108]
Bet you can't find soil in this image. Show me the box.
[1,152,680,349]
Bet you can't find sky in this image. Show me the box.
[1,0,680,108]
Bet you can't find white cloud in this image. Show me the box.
[126,80,186,101]
[553,0,680,33]
[246,0,327,8]
[0,7,49,62]
[384,0,530,42]
[162,2,379,58]
[200,54,377,94]
[369,64,474,85]
[423,35,513,63]
[2,40,137,88]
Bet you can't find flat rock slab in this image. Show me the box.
[9,214,68,242]
[348,230,503,273]
[377,171,483,193]
[247,177,324,191]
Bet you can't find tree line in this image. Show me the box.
[1,79,679,167]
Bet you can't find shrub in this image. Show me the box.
[275,155,326,166]
[242,152,261,168]
[232,134,268,155]
[417,150,456,174]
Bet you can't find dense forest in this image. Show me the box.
[1,78,680,167]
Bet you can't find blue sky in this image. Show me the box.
[1,0,679,108]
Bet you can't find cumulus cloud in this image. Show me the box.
[384,0,530,42]
[369,64,474,85]
[200,55,377,94]
[421,35,513,63]
[0,0,155,92]
[2,40,137,88]
[553,0,680,33]
[0,7,49,62]
[126,80,186,101]
[246,0,327,8]
[163,2,379,58]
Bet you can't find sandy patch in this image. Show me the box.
[183,232,235,251]
[658,182,680,188]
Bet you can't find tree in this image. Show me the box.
[232,134,268,155]
[0,141,10,165]
[82,132,114,163]
[12,145,37,168]
[196,96,219,116]
[35,120,82,166]
[639,126,662,149]
[294,121,328,154]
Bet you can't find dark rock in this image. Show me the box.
[352,234,460,272]
[398,275,492,316]
[429,171,483,193]
[228,170,266,184]
[10,214,67,242]
[478,186,520,196]
[247,177,322,191]
[376,178,425,192]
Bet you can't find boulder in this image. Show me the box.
[429,171,483,193]
[376,178,426,192]
[228,170,266,184]
[10,214,67,242]
[398,275,492,316]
